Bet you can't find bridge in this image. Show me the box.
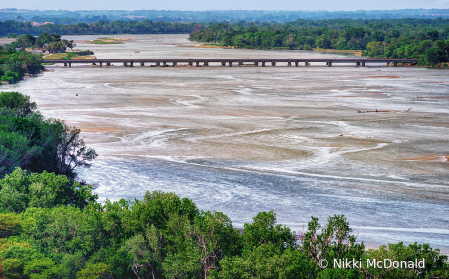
[43,58,417,68]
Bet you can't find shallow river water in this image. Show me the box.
[4,34,449,252]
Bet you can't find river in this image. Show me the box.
[4,34,449,252]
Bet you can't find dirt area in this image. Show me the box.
[0,38,17,45]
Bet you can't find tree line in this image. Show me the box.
[0,20,201,36]
[0,92,448,278]
[189,18,449,66]
[7,32,76,53]
[6,32,75,53]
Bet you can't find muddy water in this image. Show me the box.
[4,34,449,252]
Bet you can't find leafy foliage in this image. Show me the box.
[0,50,44,84]
[0,92,98,179]
[0,168,97,212]
[190,18,449,65]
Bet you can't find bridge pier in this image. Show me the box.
[44,58,417,69]
[69,63,71,67]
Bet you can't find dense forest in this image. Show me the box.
[189,18,449,65]
[0,92,448,278]
[0,20,201,36]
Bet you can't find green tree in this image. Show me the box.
[77,262,113,279]
[0,168,97,212]
[216,244,317,279]
[242,210,296,250]
[300,215,365,271]
[121,225,162,279]
[0,91,36,117]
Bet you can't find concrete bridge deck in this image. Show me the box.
[43,58,417,67]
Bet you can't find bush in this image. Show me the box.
[0,167,97,212]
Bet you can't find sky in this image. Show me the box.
[1,0,449,11]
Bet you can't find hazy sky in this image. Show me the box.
[2,0,449,11]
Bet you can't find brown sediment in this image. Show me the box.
[68,122,122,133]
[402,155,449,162]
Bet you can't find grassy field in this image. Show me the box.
[87,38,123,44]
[43,53,96,60]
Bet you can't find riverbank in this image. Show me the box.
[313,48,363,56]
